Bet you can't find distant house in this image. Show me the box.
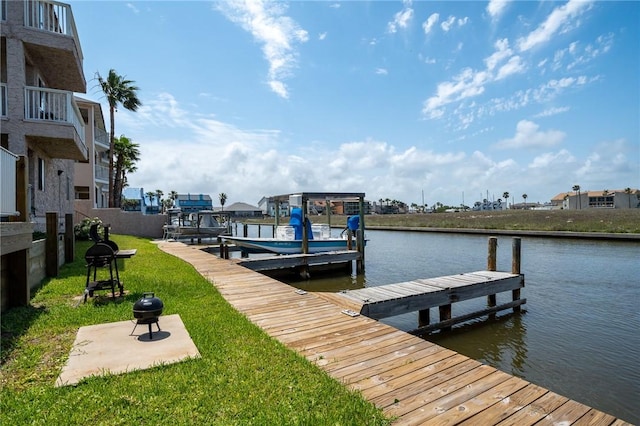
[174,194,213,214]
[220,202,262,218]
[121,188,161,214]
[551,189,639,209]
[258,197,290,217]
[472,199,505,211]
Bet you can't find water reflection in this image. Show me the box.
[428,313,528,378]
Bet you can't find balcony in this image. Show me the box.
[20,0,85,92]
[94,127,110,150]
[94,164,109,183]
[23,86,88,161]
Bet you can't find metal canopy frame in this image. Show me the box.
[266,192,366,271]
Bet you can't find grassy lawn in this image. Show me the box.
[249,209,640,234]
[1,236,390,425]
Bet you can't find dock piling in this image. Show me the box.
[487,237,498,309]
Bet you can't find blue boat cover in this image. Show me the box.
[347,215,360,231]
[289,208,313,240]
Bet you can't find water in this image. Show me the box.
[238,226,640,423]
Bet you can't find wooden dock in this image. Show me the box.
[235,250,360,272]
[158,241,630,425]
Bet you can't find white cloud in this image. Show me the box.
[487,0,509,21]
[318,32,327,41]
[126,3,140,14]
[441,16,456,32]
[517,0,593,52]
[375,68,388,75]
[495,120,566,149]
[422,13,439,35]
[216,0,309,99]
[496,55,526,80]
[534,106,570,118]
[387,0,414,34]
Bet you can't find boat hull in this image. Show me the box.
[222,236,358,255]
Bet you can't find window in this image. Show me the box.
[38,157,45,190]
[75,186,90,200]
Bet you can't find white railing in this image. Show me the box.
[24,86,86,146]
[23,0,83,59]
[94,164,109,181]
[1,146,19,217]
[0,82,6,117]
[95,127,109,147]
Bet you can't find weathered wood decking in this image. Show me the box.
[158,241,630,425]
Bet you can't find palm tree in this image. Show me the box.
[113,135,140,208]
[145,191,155,213]
[572,184,581,209]
[219,193,227,211]
[97,69,142,207]
[522,193,528,209]
[624,187,632,208]
[169,190,178,209]
[156,190,164,214]
[503,192,509,208]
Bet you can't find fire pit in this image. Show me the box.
[132,292,164,339]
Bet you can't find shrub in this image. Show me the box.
[74,217,103,241]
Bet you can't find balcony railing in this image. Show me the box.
[1,146,19,217]
[95,127,110,147]
[94,164,109,182]
[24,86,85,144]
[0,83,7,117]
[23,0,83,58]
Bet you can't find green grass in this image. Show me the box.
[1,236,391,425]
[248,209,640,234]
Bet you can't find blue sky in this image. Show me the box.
[68,0,639,208]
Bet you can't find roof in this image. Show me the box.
[553,189,638,200]
[177,194,212,201]
[223,202,261,211]
[269,192,365,202]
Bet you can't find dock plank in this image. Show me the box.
[158,241,627,426]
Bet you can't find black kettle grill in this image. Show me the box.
[132,292,164,339]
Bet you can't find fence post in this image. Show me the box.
[65,214,74,263]
[46,212,59,277]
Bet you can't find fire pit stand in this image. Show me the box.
[131,292,164,339]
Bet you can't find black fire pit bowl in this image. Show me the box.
[132,292,164,339]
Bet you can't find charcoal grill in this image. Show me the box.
[84,242,123,302]
[131,292,164,339]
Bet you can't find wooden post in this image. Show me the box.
[46,212,59,277]
[258,224,261,238]
[7,250,29,307]
[487,237,497,307]
[243,223,248,237]
[346,229,353,250]
[274,201,280,227]
[418,309,430,327]
[301,197,309,254]
[326,198,331,227]
[439,305,452,331]
[512,237,522,312]
[356,196,365,273]
[64,213,74,263]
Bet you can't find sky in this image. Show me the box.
[68,0,639,208]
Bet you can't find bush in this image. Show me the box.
[74,217,103,241]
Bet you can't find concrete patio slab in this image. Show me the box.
[56,314,200,387]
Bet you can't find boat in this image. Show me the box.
[163,209,230,239]
[221,208,363,255]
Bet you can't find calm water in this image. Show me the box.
[238,226,640,423]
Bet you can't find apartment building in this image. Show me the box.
[1,0,87,231]
[74,97,109,211]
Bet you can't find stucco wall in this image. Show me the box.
[76,204,166,238]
